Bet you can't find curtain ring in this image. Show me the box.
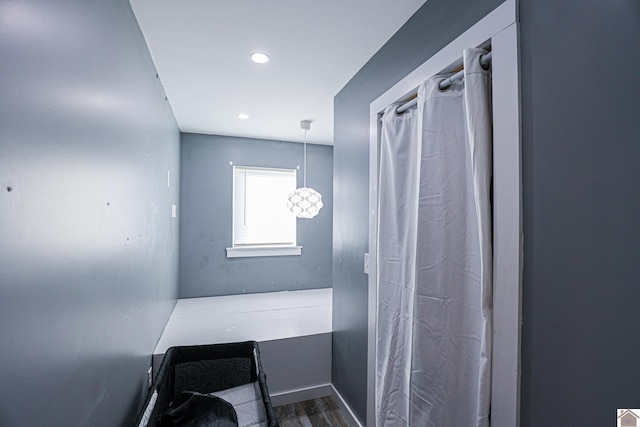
[437,79,450,92]
[480,54,491,70]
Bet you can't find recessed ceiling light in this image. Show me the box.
[250,52,270,64]
[238,113,250,120]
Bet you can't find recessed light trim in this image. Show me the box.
[238,113,250,120]
[250,52,270,64]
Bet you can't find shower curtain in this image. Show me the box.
[376,48,492,427]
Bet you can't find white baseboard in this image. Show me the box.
[270,384,332,406]
[331,385,364,427]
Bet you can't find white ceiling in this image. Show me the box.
[130,0,427,145]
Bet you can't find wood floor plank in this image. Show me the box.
[274,396,350,427]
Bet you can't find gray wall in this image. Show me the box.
[519,0,640,425]
[179,133,332,298]
[332,0,504,421]
[0,1,180,426]
[334,0,640,424]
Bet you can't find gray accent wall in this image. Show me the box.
[0,1,180,426]
[518,0,640,425]
[179,133,333,298]
[332,0,505,421]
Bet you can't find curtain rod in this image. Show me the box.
[395,52,492,115]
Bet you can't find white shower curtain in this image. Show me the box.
[376,48,492,427]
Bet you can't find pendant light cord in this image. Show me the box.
[303,129,307,188]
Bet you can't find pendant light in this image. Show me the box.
[287,120,323,219]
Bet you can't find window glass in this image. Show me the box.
[233,166,296,247]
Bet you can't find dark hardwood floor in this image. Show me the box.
[274,396,351,427]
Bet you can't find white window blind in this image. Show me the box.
[232,166,297,247]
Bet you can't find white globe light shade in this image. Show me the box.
[287,187,323,219]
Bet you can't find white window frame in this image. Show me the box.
[226,165,302,258]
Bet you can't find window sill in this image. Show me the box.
[226,246,302,258]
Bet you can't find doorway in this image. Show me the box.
[367,1,521,426]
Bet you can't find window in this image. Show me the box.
[226,166,301,258]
